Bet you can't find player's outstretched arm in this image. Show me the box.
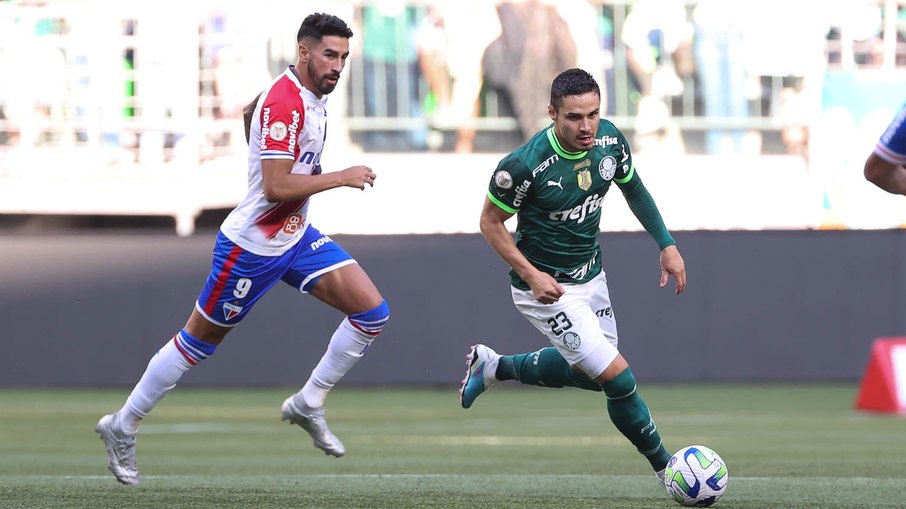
[864,153,906,196]
[261,159,376,202]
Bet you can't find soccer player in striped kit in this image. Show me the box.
[96,13,389,485]
[865,101,906,194]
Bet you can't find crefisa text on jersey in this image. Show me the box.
[548,193,605,224]
[513,179,532,207]
[595,135,619,147]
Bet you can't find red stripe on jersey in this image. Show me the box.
[259,70,307,160]
[203,244,244,316]
[254,198,308,239]
[171,335,198,365]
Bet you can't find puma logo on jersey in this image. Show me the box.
[547,177,564,190]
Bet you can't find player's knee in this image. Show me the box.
[175,329,218,365]
[573,339,619,382]
[348,300,390,337]
[602,367,637,400]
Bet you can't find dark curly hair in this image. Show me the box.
[550,68,600,110]
[297,13,354,44]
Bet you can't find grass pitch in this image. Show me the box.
[0,384,903,508]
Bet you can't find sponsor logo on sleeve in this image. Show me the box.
[269,121,287,141]
[599,155,617,181]
[287,110,301,153]
[269,122,287,141]
[513,179,532,207]
[494,170,514,189]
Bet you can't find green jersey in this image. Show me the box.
[487,119,670,291]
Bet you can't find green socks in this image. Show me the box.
[603,368,671,471]
[495,348,670,472]
[498,347,603,392]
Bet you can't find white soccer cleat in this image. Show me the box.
[459,344,500,409]
[281,397,346,457]
[656,467,676,498]
[95,414,139,485]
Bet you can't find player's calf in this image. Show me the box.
[603,367,672,472]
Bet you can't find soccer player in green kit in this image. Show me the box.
[460,68,686,489]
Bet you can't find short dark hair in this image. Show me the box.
[297,13,354,44]
[550,68,600,110]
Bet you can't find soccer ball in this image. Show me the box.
[664,445,728,507]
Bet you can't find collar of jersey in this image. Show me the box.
[546,127,588,160]
[287,66,327,105]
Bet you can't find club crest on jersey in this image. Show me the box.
[494,170,514,189]
[223,302,243,321]
[562,331,581,350]
[599,156,617,181]
[269,122,288,141]
[577,169,592,191]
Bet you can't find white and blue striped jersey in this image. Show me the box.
[220,66,329,256]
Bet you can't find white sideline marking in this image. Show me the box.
[16,475,894,482]
[365,435,625,446]
[129,423,629,446]
[139,423,247,434]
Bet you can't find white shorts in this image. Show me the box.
[511,271,619,379]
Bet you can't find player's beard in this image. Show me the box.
[309,61,340,95]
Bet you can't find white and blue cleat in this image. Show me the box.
[459,344,500,409]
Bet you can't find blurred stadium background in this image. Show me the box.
[2,0,905,232]
[2,1,906,507]
[2,0,906,387]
